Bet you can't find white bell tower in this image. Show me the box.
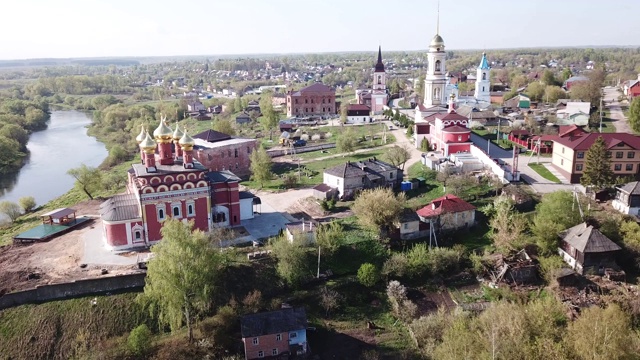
[423,5,447,107]
[474,52,491,103]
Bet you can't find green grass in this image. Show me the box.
[242,149,387,191]
[528,163,561,183]
[591,118,616,133]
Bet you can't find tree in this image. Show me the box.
[271,236,309,287]
[525,82,545,101]
[141,219,226,342]
[67,164,103,200]
[0,124,29,151]
[259,92,279,140]
[0,137,25,170]
[127,324,153,357]
[319,286,341,317]
[580,136,614,190]
[249,146,272,188]
[544,85,567,104]
[629,96,640,133]
[233,95,242,112]
[385,144,411,170]
[420,137,430,151]
[487,196,527,250]
[315,221,344,256]
[566,304,638,359]
[542,69,558,86]
[415,75,425,105]
[357,263,380,287]
[562,68,573,81]
[570,68,605,106]
[340,102,348,124]
[352,187,405,238]
[18,196,36,213]
[336,128,357,154]
[0,201,21,222]
[213,118,236,136]
[531,191,583,254]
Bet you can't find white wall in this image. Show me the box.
[239,198,254,220]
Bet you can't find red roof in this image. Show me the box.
[416,194,476,218]
[436,111,468,122]
[442,125,470,133]
[347,104,370,111]
[554,133,640,151]
[558,124,587,137]
[292,83,334,96]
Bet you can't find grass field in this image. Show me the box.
[528,163,561,183]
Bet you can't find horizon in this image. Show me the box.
[2,0,640,60]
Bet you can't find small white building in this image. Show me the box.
[239,191,256,220]
[612,181,640,216]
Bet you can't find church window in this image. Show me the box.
[172,204,181,218]
[377,75,382,85]
[187,203,195,216]
[305,99,308,103]
[234,149,238,158]
[482,73,486,80]
[214,212,226,223]
[434,88,440,99]
[134,231,141,240]
[294,99,298,104]
[435,60,441,72]
[157,207,165,221]
[482,87,485,92]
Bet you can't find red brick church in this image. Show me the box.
[100,119,244,250]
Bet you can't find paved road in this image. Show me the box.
[603,86,631,133]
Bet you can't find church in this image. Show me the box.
[355,46,389,115]
[99,119,248,250]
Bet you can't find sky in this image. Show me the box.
[2,0,639,60]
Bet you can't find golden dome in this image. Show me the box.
[179,130,195,150]
[172,124,184,141]
[153,118,173,141]
[140,132,157,154]
[135,124,146,144]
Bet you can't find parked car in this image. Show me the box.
[293,139,307,147]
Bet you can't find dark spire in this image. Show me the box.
[374,45,385,72]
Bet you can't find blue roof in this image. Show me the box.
[478,53,490,70]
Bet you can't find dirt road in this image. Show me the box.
[603,86,632,133]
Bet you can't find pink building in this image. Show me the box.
[286,83,336,117]
[416,95,471,156]
[100,121,246,250]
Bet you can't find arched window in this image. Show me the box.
[158,208,165,221]
[377,75,382,85]
[435,60,441,72]
[482,73,486,80]
[482,86,485,92]
[434,87,440,99]
[134,231,141,240]
[173,206,180,217]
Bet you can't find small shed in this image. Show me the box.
[400,181,412,192]
[41,208,76,225]
[313,183,338,200]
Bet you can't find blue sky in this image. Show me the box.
[2,0,639,59]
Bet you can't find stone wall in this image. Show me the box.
[0,273,146,310]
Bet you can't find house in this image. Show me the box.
[286,83,336,117]
[551,133,640,183]
[563,75,589,91]
[612,181,640,216]
[556,101,590,126]
[236,112,252,125]
[322,158,402,199]
[240,307,308,360]
[623,75,640,99]
[416,194,476,232]
[558,222,622,275]
[456,105,496,127]
[526,125,587,154]
[346,104,371,124]
[192,129,258,177]
[239,191,258,220]
[396,209,428,240]
[285,221,316,244]
[245,100,261,114]
[208,105,223,114]
[187,100,205,112]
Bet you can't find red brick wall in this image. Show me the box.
[104,222,128,246]
[212,182,241,226]
[243,333,290,360]
[448,143,471,154]
[287,93,336,117]
[194,140,257,177]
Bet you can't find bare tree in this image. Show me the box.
[385,144,412,170]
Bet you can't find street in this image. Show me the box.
[602,86,631,133]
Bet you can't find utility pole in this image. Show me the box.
[317,246,321,278]
[599,93,603,133]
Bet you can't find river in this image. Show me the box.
[0,110,107,206]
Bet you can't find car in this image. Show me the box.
[293,139,307,147]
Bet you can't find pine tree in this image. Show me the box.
[580,136,613,189]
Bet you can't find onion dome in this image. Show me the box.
[172,123,184,141]
[139,132,157,154]
[430,34,445,49]
[153,119,173,141]
[179,130,195,151]
[135,124,146,144]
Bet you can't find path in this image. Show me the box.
[603,86,631,133]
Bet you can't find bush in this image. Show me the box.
[18,196,36,213]
[127,324,152,357]
[357,263,380,287]
[0,201,21,222]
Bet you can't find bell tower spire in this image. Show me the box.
[436,0,440,34]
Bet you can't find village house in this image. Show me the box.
[416,194,476,232]
[322,158,402,199]
[622,75,640,99]
[551,132,640,183]
[555,101,590,126]
[558,222,622,275]
[396,209,428,240]
[286,83,336,118]
[563,75,589,91]
[187,100,205,112]
[345,104,372,124]
[240,307,308,360]
[236,112,252,125]
[612,181,640,216]
[192,129,257,178]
